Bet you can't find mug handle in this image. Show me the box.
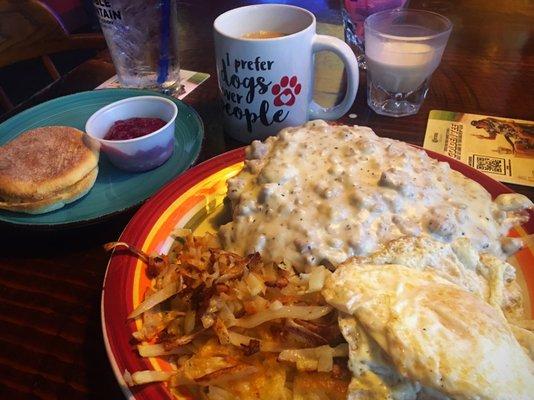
[309,34,359,120]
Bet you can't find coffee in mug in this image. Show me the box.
[242,31,288,39]
[213,4,359,142]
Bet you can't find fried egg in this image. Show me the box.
[352,235,524,319]
[323,262,534,400]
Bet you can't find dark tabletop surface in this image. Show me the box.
[1,0,533,399]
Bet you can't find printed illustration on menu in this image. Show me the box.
[424,110,534,187]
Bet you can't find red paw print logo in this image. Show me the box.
[271,75,301,106]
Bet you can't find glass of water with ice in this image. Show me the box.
[364,9,452,117]
[94,0,181,93]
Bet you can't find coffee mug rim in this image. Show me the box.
[213,4,316,41]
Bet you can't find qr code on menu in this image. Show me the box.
[473,154,506,175]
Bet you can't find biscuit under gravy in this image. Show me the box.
[220,120,533,271]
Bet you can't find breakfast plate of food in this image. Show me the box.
[0,89,203,227]
[102,121,533,400]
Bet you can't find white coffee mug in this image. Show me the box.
[213,4,359,142]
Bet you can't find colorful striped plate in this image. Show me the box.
[102,147,534,400]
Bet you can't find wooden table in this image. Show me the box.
[1,1,532,399]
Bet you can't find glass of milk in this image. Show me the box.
[341,0,409,69]
[364,9,452,117]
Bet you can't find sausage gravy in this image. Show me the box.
[219,120,532,271]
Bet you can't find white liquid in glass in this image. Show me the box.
[366,41,445,93]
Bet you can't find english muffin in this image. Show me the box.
[0,126,99,214]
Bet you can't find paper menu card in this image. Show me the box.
[424,110,534,187]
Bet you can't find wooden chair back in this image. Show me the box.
[0,0,106,111]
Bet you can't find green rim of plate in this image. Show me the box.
[0,89,204,227]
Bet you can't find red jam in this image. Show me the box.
[104,117,167,141]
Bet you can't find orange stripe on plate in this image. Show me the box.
[511,226,534,316]
[142,163,242,255]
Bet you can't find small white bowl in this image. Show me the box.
[85,96,178,172]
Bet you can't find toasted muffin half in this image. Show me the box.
[0,126,99,214]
